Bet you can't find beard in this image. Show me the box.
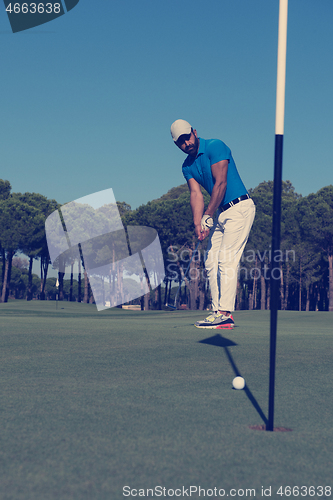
[185,136,199,155]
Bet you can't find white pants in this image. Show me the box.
[205,198,255,312]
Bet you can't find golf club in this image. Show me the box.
[166,241,200,310]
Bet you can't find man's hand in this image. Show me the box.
[195,224,210,241]
[194,215,214,241]
[200,214,214,231]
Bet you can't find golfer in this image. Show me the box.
[170,119,255,329]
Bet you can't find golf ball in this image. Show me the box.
[232,376,245,390]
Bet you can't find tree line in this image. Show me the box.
[0,178,332,311]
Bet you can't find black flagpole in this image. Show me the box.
[267,0,288,432]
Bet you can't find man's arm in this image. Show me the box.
[187,178,209,240]
[204,160,228,217]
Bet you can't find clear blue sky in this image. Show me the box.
[1,0,332,210]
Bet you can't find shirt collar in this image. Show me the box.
[196,137,205,157]
[184,138,205,166]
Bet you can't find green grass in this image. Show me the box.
[0,302,332,499]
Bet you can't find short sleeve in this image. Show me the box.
[207,139,231,165]
[182,165,193,182]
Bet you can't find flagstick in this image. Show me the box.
[267,0,288,432]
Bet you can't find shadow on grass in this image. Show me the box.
[198,334,268,426]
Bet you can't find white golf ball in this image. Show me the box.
[232,376,245,390]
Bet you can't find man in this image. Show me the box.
[170,119,255,329]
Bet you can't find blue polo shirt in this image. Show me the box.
[182,138,248,207]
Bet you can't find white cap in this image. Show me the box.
[170,119,192,142]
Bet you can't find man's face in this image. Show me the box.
[175,129,199,157]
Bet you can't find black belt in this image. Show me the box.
[219,194,250,213]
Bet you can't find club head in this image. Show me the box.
[165,303,177,310]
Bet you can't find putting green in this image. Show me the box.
[0,301,332,499]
